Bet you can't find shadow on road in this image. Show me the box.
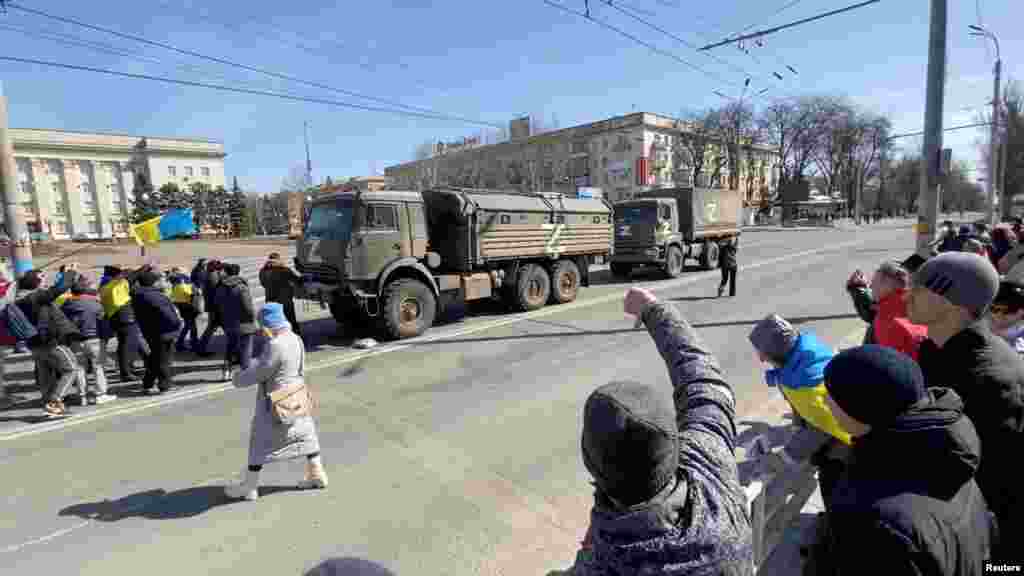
[59,485,307,522]
[305,557,397,576]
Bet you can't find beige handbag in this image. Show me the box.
[266,335,313,424]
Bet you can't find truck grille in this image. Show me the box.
[298,262,339,284]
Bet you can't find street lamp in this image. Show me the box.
[969,24,1003,224]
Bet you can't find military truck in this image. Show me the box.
[295,187,613,340]
[610,187,743,278]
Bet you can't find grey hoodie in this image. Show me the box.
[572,303,752,575]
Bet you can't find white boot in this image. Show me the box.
[225,469,260,501]
[298,456,328,489]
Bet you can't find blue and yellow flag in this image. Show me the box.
[130,209,197,246]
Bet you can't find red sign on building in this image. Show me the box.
[636,157,649,186]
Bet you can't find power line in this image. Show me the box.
[0,55,505,128]
[543,0,745,91]
[700,0,883,51]
[732,0,807,36]
[4,2,484,125]
[887,122,992,141]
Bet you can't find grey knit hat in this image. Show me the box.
[913,252,1000,314]
[749,314,798,363]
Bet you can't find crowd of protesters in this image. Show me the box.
[0,252,306,418]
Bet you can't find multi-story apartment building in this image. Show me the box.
[6,128,226,239]
[385,112,779,207]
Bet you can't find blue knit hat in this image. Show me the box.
[259,302,290,330]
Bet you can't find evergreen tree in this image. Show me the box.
[130,177,157,224]
[189,182,212,231]
[207,185,231,236]
[229,177,246,237]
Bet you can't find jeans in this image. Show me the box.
[143,336,176,391]
[719,267,737,296]
[224,331,254,372]
[176,310,199,350]
[72,338,109,396]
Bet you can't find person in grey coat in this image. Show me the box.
[225,302,327,501]
[570,287,752,575]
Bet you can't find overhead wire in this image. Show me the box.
[2,1,489,126]
[0,55,505,128]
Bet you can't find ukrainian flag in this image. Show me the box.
[130,209,197,246]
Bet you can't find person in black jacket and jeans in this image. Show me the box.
[131,269,183,394]
[16,268,83,417]
[216,263,257,382]
[196,260,224,357]
[905,252,1024,562]
[818,345,995,575]
[62,275,116,405]
[717,237,738,298]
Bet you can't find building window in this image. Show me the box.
[184,166,194,177]
[168,166,177,177]
[201,167,210,178]
[54,196,67,217]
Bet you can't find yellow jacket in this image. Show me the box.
[100,278,132,319]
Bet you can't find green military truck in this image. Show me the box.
[295,186,613,340]
[610,187,743,278]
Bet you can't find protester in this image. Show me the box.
[0,264,17,408]
[717,237,738,298]
[16,268,82,417]
[906,252,1024,558]
[100,265,150,383]
[195,260,224,357]
[865,261,928,360]
[989,279,1024,355]
[130,268,183,395]
[167,266,199,353]
[845,270,877,345]
[748,314,850,507]
[225,302,326,501]
[258,252,304,338]
[818,345,995,574]
[217,263,258,382]
[62,275,116,405]
[569,287,751,574]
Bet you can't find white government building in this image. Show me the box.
[5,128,226,239]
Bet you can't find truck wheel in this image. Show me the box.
[610,262,633,278]
[513,264,551,311]
[549,260,581,304]
[664,245,684,278]
[380,278,437,340]
[699,241,719,270]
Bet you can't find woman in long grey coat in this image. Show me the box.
[225,302,328,501]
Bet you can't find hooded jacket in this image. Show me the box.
[216,275,258,334]
[917,322,1024,556]
[572,303,752,576]
[763,332,851,445]
[718,239,738,270]
[62,289,107,340]
[16,271,82,347]
[259,261,302,303]
[205,268,224,322]
[825,389,994,575]
[872,289,928,361]
[131,286,182,340]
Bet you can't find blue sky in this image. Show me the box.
[1,0,1020,193]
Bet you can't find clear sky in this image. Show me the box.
[1,0,1020,193]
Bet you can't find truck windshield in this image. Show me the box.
[305,198,354,242]
[615,204,657,224]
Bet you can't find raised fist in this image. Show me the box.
[624,287,658,318]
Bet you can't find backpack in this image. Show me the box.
[3,300,38,343]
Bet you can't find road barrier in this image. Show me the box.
[743,432,820,574]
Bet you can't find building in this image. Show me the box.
[7,128,226,239]
[385,112,779,207]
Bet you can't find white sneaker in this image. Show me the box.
[92,394,117,405]
[225,469,259,501]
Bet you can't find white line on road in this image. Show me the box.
[0,236,871,443]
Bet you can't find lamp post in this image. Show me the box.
[969,24,1001,225]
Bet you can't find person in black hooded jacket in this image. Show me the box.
[131,268,182,394]
[196,260,224,357]
[817,345,995,575]
[216,263,257,381]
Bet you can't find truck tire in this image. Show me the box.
[699,240,719,270]
[549,259,581,304]
[511,264,551,311]
[380,278,437,340]
[664,245,684,278]
[610,262,633,278]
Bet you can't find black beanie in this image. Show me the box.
[824,345,926,428]
[137,270,160,287]
[582,381,678,507]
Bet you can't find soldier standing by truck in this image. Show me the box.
[717,237,737,298]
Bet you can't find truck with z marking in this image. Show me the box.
[295,186,614,340]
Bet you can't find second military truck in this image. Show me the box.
[610,186,743,278]
[296,186,613,340]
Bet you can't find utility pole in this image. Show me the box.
[1001,120,1011,218]
[0,84,33,277]
[988,61,1001,225]
[917,0,946,252]
[303,121,313,189]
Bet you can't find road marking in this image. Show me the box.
[0,236,874,442]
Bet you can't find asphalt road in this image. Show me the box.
[0,223,916,575]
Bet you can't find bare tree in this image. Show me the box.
[677,108,728,189]
[717,100,760,191]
